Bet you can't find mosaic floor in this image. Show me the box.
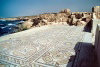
[0,25,90,67]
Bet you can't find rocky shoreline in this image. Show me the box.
[14,9,93,31]
[0,6,100,36]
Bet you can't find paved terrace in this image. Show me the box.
[0,25,93,67]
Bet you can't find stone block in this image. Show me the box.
[94,24,100,67]
[92,6,100,13]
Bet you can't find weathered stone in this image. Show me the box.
[22,19,33,29]
[60,9,71,15]
[39,13,56,22]
[94,24,100,67]
[96,12,100,19]
[76,21,87,26]
[75,13,83,19]
[71,15,76,18]
[0,64,5,67]
[86,17,92,23]
[82,17,92,23]
[72,18,78,25]
[55,13,69,22]
[92,6,100,13]
[67,18,73,25]
[38,19,48,26]
[3,8,94,33]
[33,18,41,26]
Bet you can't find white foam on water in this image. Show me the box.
[9,28,12,30]
[20,21,24,22]
[8,23,13,26]
[1,27,6,29]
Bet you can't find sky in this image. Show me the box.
[0,0,100,18]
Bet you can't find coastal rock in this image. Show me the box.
[22,19,33,29]
[86,17,91,23]
[82,16,92,23]
[0,18,20,21]
[71,15,76,18]
[55,13,69,22]
[67,18,72,25]
[72,18,78,25]
[75,13,83,19]
[60,9,71,15]
[83,13,91,18]
[33,18,41,26]
[39,14,56,22]
[38,19,48,26]
[76,21,87,26]
[39,13,69,22]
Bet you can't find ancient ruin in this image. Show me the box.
[0,6,100,67]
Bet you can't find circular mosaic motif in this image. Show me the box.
[42,55,53,63]
[13,45,37,58]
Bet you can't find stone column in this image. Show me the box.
[95,24,100,67]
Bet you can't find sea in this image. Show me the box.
[0,20,24,36]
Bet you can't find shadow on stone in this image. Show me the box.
[66,42,98,67]
[83,20,92,32]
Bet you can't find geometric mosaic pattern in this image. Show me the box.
[0,25,88,67]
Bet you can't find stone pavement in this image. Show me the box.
[0,25,92,67]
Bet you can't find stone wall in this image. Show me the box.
[92,19,100,35]
[92,6,100,13]
[94,24,100,67]
[92,6,100,19]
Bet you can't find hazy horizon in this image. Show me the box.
[0,0,100,18]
